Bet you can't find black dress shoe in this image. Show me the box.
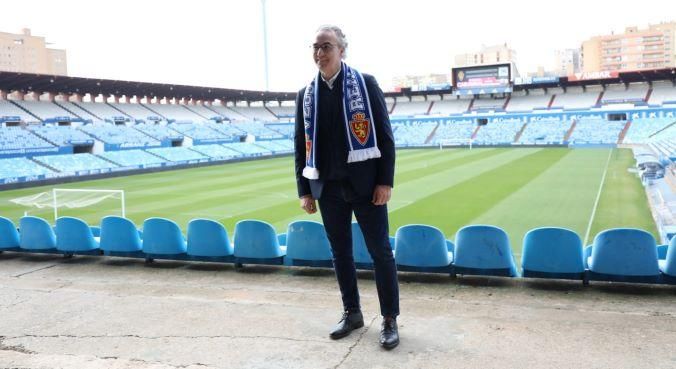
[329,310,364,339]
[379,317,399,349]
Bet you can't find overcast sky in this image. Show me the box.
[3,0,674,92]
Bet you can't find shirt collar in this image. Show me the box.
[321,68,341,90]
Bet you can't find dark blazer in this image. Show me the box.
[294,73,395,199]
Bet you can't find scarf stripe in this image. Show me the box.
[302,62,380,180]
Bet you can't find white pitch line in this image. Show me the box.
[583,149,613,246]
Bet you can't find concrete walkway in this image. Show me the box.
[1,253,675,369]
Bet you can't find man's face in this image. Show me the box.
[312,30,344,77]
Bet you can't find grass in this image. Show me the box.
[0,148,659,260]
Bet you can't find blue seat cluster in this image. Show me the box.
[2,215,676,286]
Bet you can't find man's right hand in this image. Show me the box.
[300,195,317,214]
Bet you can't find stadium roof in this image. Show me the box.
[0,71,297,102]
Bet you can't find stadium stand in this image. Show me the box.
[168,122,230,141]
[473,121,524,145]
[429,96,472,115]
[134,123,183,141]
[505,90,551,112]
[33,153,119,172]
[391,121,435,146]
[234,122,284,139]
[0,127,54,150]
[431,121,475,144]
[109,102,160,121]
[569,118,625,144]
[649,81,676,105]
[229,103,277,121]
[188,144,243,159]
[97,149,167,167]
[223,142,271,156]
[203,103,249,121]
[12,100,78,121]
[79,124,162,148]
[75,101,126,121]
[390,96,430,117]
[602,83,649,104]
[266,101,295,119]
[623,118,675,144]
[145,147,209,162]
[0,100,41,122]
[253,140,294,154]
[265,123,293,137]
[183,104,222,120]
[550,86,602,109]
[0,157,55,179]
[517,120,571,145]
[471,96,507,111]
[56,101,103,122]
[28,125,94,146]
[143,103,207,123]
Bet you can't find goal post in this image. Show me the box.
[51,189,126,221]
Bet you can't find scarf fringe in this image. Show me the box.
[347,147,381,163]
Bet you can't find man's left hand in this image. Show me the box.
[372,185,392,206]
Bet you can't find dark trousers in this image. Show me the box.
[317,180,399,317]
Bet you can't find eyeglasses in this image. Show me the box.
[311,42,336,53]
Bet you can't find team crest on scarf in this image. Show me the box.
[302,62,381,180]
[349,112,370,146]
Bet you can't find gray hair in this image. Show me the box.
[316,24,348,58]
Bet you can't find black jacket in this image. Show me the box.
[294,73,395,199]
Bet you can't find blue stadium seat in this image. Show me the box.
[0,216,20,251]
[277,233,287,246]
[521,227,586,281]
[453,225,518,277]
[19,216,58,253]
[233,220,285,265]
[284,221,332,267]
[56,217,101,256]
[587,228,660,284]
[658,236,676,284]
[100,216,144,257]
[142,218,188,261]
[394,224,453,273]
[186,219,235,262]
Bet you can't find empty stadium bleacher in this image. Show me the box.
[97,149,167,168]
[33,153,119,173]
[28,125,94,146]
[79,124,162,148]
[0,157,55,179]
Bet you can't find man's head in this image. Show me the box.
[313,25,347,78]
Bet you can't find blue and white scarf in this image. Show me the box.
[302,62,381,180]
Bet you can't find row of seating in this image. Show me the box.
[1,216,675,285]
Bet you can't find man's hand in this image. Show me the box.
[372,185,392,206]
[300,195,317,214]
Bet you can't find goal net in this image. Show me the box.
[10,188,126,221]
[439,138,473,150]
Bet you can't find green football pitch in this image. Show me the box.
[0,147,658,261]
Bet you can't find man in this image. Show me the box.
[294,25,399,350]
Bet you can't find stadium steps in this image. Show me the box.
[424,122,441,144]
[564,120,577,141]
[513,123,528,143]
[649,120,676,138]
[265,106,279,120]
[426,101,434,115]
[8,100,43,122]
[617,121,632,144]
[30,157,61,173]
[389,101,396,115]
[201,105,227,120]
[140,104,168,120]
[547,95,556,109]
[29,130,60,147]
[466,98,475,113]
[106,103,135,120]
[502,96,511,110]
[94,154,125,167]
[471,125,481,139]
[72,102,103,121]
[53,101,85,121]
[645,88,653,103]
[595,91,604,107]
[182,105,210,120]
